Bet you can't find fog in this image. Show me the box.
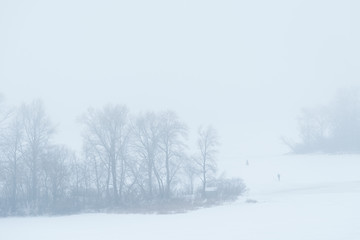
[2,1,360,239]
[1,0,360,158]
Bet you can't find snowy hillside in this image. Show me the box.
[1,154,359,240]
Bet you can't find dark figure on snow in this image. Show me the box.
[277,173,281,181]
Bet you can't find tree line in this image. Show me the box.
[283,88,360,153]
[0,99,244,216]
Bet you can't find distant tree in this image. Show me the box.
[42,145,71,212]
[21,100,54,210]
[158,111,188,198]
[329,88,360,152]
[131,112,161,199]
[183,155,198,195]
[83,143,108,205]
[81,105,130,204]
[67,152,85,209]
[287,106,331,153]
[0,110,24,213]
[195,126,219,196]
[0,98,238,215]
[285,88,360,153]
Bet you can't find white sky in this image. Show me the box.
[1,0,359,159]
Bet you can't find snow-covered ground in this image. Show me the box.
[1,154,360,240]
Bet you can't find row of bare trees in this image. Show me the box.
[0,100,63,214]
[0,100,231,216]
[80,105,220,206]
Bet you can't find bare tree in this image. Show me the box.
[21,100,54,209]
[183,155,198,195]
[67,152,85,209]
[83,144,108,205]
[158,111,187,198]
[81,105,130,204]
[0,110,24,213]
[132,112,161,199]
[196,126,219,196]
[42,145,71,211]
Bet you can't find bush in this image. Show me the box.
[206,177,246,202]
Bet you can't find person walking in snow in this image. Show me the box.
[277,173,281,181]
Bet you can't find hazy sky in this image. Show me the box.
[1,0,359,159]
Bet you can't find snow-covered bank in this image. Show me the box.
[1,154,359,240]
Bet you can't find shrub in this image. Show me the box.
[206,177,246,202]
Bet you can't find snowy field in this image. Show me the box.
[1,154,360,240]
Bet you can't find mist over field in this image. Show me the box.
[1,0,360,239]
